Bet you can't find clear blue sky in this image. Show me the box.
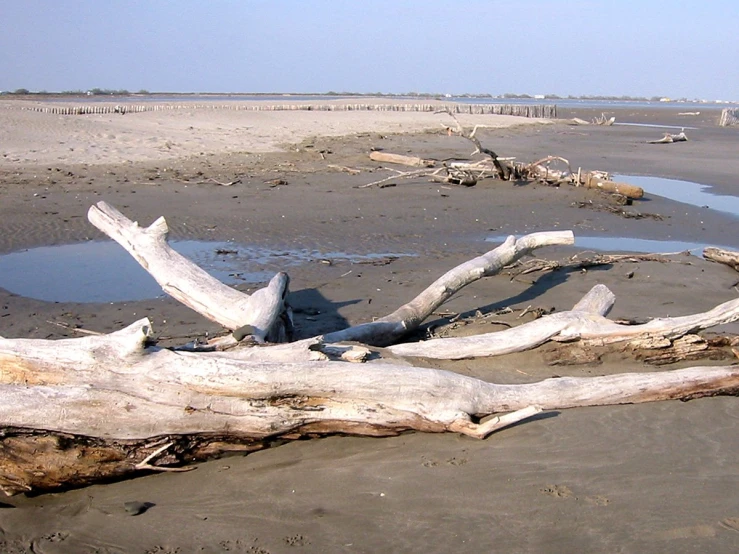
[2,0,737,100]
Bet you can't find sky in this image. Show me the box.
[2,0,737,100]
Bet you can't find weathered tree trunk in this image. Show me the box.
[1,318,738,495]
[579,172,644,199]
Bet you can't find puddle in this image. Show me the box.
[0,241,410,303]
[486,235,737,254]
[570,236,735,254]
[613,122,697,130]
[618,175,739,218]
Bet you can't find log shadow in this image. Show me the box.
[418,264,614,334]
[481,263,614,313]
[288,288,360,339]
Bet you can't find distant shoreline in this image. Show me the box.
[2,91,738,107]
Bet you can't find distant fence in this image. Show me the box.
[719,108,738,126]
[14,102,557,118]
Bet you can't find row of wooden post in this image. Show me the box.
[12,103,557,118]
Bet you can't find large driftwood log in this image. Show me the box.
[1,317,738,495]
[579,171,644,199]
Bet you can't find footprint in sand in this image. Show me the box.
[647,518,739,541]
[283,534,310,546]
[650,524,717,540]
[540,484,610,506]
[144,546,182,554]
[446,457,468,466]
[540,484,574,498]
[720,517,739,532]
[585,494,610,506]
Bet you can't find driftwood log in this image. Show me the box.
[579,171,644,199]
[648,130,688,144]
[1,202,738,495]
[2,324,737,495]
[369,151,436,168]
[704,247,739,272]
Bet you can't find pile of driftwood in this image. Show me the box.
[1,201,738,495]
[360,111,645,200]
[566,113,615,126]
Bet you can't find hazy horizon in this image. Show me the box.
[6,91,737,105]
[2,1,737,102]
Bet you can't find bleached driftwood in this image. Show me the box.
[357,167,433,188]
[320,231,575,346]
[436,110,647,201]
[3,202,739,495]
[369,151,436,167]
[388,284,739,359]
[437,109,512,180]
[648,130,688,144]
[429,166,480,186]
[88,203,574,347]
[704,247,739,272]
[592,113,616,125]
[2,316,738,495]
[88,201,291,342]
[523,156,573,184]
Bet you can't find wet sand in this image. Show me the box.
[1,100,738,553]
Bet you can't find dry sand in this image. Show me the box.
[0,99,738,553]
[0,99,549,166]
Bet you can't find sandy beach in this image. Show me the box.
[1,98,738,553]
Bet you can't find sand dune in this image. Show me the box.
[0,99,547,166]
